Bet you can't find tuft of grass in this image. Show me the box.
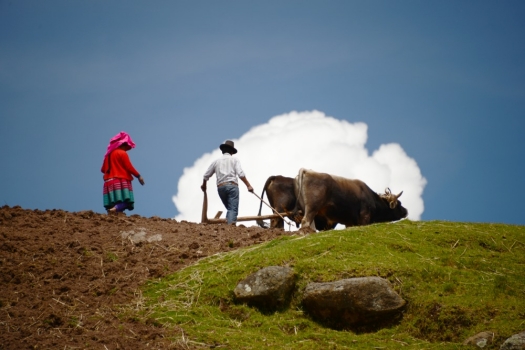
[106,251,118,262]
[137,220,525,349]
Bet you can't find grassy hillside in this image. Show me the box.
[140,220,525,349]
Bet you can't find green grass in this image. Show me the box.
[140,220,525,349]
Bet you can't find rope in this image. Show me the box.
[250,191,293,230]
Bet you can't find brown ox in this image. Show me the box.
[293,168,408,232]
[256,175,337,230]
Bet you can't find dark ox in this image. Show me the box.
[256,176,297,229]
[256,175,337,230]
[293,168,408,232]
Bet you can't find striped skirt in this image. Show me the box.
[103,178,135,210]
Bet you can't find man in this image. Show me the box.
[201,140,254,225]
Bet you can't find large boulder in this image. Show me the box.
[500,331,525,350]
[302,276,406,330]
[233,266,295,312]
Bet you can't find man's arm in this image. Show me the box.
[201,160,217,192]
[239,176,253,192]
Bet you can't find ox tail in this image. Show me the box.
[256,176,275,228]
[291,168,307,222]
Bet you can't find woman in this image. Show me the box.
[101,131,145,213]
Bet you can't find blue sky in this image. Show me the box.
[1,1,524,225]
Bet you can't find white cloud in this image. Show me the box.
[172,110,426,229]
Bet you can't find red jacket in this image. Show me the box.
[101,148,140,181]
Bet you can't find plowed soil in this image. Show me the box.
[0,205,292,349]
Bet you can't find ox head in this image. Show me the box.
[380,188,403,209]
[380,188,408,219]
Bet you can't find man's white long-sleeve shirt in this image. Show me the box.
[203,153,246,186]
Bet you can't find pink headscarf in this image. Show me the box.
[104,131,136,157]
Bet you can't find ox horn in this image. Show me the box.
[395,191,403,199]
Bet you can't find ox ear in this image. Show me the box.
[395,191,403,199]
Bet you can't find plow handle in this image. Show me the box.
[201,191,208,223]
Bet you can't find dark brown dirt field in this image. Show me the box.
[0,205,292,349]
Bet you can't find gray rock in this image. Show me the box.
[120,227,162,243]
[234,266,295,311]
[302,276,406,330]
[500,331,525,350]
[463,331,494,348]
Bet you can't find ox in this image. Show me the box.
[256,175,337,230]
[256,176,298,229]
[293,168,408,232]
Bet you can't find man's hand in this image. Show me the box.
[201,183,207,192]
[247,185,254,193]
[138,176,145,186]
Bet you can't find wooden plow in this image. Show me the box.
[200,191,290,224]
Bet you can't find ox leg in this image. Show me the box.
[358,209,371,226]
[299,212,317,233]
[268,203,285,229]
[270,217,284,229]
[296,193,315,232]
